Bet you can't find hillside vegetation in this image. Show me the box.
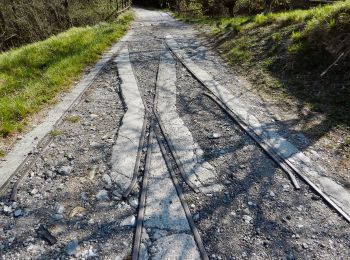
[0,12,133,138]
[176,1,349,135]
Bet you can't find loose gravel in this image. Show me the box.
[0,62,136,259]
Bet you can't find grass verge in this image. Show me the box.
[0,11,133,137]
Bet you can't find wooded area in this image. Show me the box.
[135,0,336,15]
[0,0,131,51]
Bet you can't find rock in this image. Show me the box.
[65,154,75,161]
[112,189,122,201]
[193,213,200,222]
[129,197,139,208]
[3,205,12,214]
[45,170,54,179]
[152,229,168,240]
[190,204,196,209]
[302,243,309,249]
[223,180,231,185]
[242,215,252,223]
[30,188,39,195]
[311,195,321,201]
[69,207,86,218]
[52,213,64,221]
[54,204,65,214]
[66,239,79,256]
[90,114,98,119]
[13,209,23,217]
[102,174,112,189]
[282,185,290,191]
[88,166,97,180]
[96,190,109,201]
[296,205,304,212]
[269,191,275,197]
[11,202,18,209]
[120,215,136,227]
[57,165,73,175]
[208,132,221,139]
[81,192,88,201]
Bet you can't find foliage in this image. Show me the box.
[0,0,131,51]
[0,12,133,137]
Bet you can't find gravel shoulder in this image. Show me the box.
[0,61,136,259]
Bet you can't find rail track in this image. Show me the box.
[1,13,349,258]
[165,40,350,223]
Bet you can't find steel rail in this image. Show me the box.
[152,54,200,193]
[166,42,350,222]
[132,122,153,260]
[203,92,300,189]
[122,113,148,198]
[204,93,350,223]
[165,42,300,190]
[154,125,209,260]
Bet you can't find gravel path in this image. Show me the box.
[0,7,349,260]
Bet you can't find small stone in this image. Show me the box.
[45,170,54,179]
[90,114,98,119]
[96,190,109,201]
[230,211,236,217]
[120,215,136,227]
[269,191,275,197]
[282,185,290,191]
[102,174,112,189]
[55,204,65,214]
[223,180,231,185]
[296,205,303,212]
[66,239,79,255]
[57,165,73,175]
[193,213,200,222]
[242,215,252,223]
[65,154,75,161]
[3,205,12,214]
[69,207,86,218]
[302,243,309,249]
[208,133,221,139]
[13,209,23,217]
[129,197,139,208]
[311,195,321,201]
[30,188,39,195]
[52,213,63,221]
[248,201,254,206]
[190,204,196,209]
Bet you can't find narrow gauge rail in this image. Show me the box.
[167,42,350,223]
[130,46,209,259]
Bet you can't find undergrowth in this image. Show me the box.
[0,11,133,137]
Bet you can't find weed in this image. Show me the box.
[65,115,81,123]
[0,149,5,157]
[271,33,282,43]
[49,129,63,137]
[291,31,302,42]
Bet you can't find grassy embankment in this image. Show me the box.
[0,11,133,156]
[177,1,350,161]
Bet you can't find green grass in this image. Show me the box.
[0,11,133,137]
[49,129,64,137]
[0,149,5,157]
[64,115,81,123]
